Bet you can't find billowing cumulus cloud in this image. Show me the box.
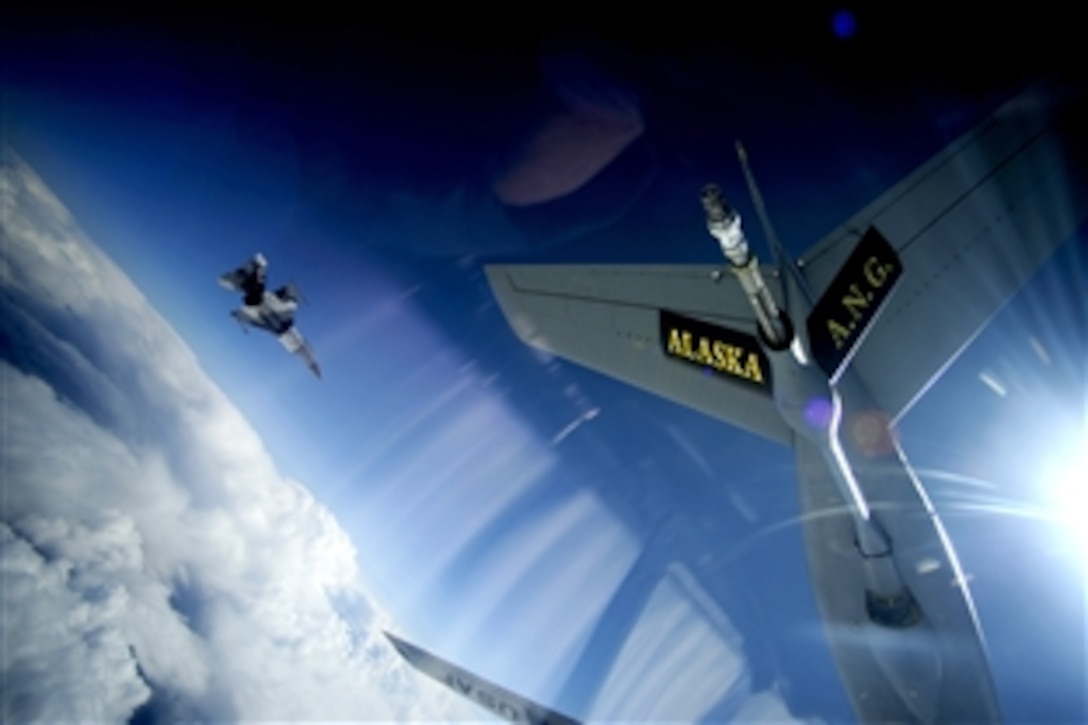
[0,149,480,722]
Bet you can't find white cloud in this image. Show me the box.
[1,521,151,723]
[0,149,482,721]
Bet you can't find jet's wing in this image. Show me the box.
[485,264,791,444]
[385,632,579,725]
[277,326,322,379]
[799,82,1088,420]
[218,262,255,291]
[230,307,273,333]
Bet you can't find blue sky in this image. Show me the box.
[3,9,1084,722]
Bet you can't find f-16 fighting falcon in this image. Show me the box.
[388,81,1087,723]
[217,253,322,379]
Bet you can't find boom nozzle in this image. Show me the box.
[701,184,750,267]
[700,183,732,223]
[701,184,790,348]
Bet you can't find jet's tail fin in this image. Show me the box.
[384,632,579,725]
[274,281,306,305]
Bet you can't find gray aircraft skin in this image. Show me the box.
[217,253,322,379]
[388,82,1087,723]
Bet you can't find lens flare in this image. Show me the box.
[803,396,833,430]
[848,409,896,456]
[832,9,858,39]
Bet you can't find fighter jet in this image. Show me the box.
[388,81,1087,723]
[217,253,322,379]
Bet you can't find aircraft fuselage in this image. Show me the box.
[745,236,1000,723]
[236,292,298,336]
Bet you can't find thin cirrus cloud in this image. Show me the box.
[0,149,480,722]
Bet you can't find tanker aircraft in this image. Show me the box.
[388,81,1087,723]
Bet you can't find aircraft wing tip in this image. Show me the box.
[382,630,412,659]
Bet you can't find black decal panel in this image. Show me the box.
[659,310,771,393]
[807,227,902,379]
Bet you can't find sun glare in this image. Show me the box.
[1040,431,1088,561]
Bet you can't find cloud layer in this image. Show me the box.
[0,149,477,721]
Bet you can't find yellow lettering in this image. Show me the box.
[842,282,870,321]
[712,341,746,377]
[725,345,745,376]
[667,328,684,355]
[667,326,765,386]
[745,353,764,383]
[696,337,713,365]
[827,319,852,349]
[863,255,893,288]
[713,340,728,371]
